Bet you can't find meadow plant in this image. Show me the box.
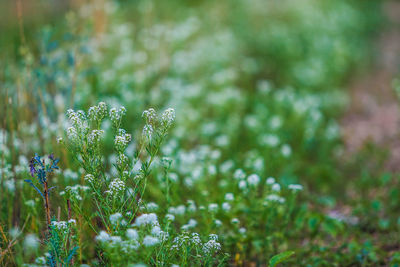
[0,0,393,266]
[25,154,78,266]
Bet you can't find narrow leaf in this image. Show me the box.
[269,251,295,267]
[24,179,44,200]
[66,246,79,264]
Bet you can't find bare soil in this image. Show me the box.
[341,1,400,171]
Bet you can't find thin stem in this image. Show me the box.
[43,181,51,229]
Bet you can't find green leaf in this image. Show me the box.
[66,246,79,264]
[269,251,295,267]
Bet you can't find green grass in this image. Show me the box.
[2,0,399,266]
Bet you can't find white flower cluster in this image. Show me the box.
[150,225,168,241]
[168,205,186,216]
[63,169,79,181]
[96,230,140,252]
[23,234,39,251]
[67,126,79,144]
[126,229,139,240]
[181,219,197,230]
[288,184,303,191]
[116,154,129,170]
[146,202,159,212]
[142,124,153,141]
[134,213,159,227]
[110,106,127,128]
[266,177,275,185]
[88,129,105,146]
[202,235,221,255]
[271,183,281,192]
[88,102,107,122]
[51,221,69,233]
[96,231,111,242]
[84,174,95,184]
[171,232,202,251]
[222,202,231,212]
[208,203,218,212]
[67,109,89,135]
[114,130,132,152]
[161,108,175,128]
[247,174,260,186]
[165,214,175,222]
[108,178,125,196]
[265,194,285,204]
[61,185,90,201]
[110,212,123,226]
[225,193,234,201]
[68,219,76,224]
[142,108,156,124]
[143,235,160,247]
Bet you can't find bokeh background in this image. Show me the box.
[2,0,400,265]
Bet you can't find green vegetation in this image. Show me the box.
[2,0,399,266]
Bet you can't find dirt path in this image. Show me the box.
[341,1,400,171]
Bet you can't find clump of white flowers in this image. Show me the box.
[266,177,275,185]
[143,235,160,247]
[96,231,111,242]
[271,183,281,192]
[142,108,156,123]
[142,124,154,141]
[60,185,90,201]
[110,212,123,226]
[225,193,234,201]
[161,108,176,128]
[88,129,105,147]
[84,173,95,184]
[134,213,159,227]
[247,173,260,186]
[126,229,139,240]
[288,184,303,191]
[203,235,221,255]
[114,129,132,152]
[51,221,69,233]
[23,234,39,252]
[110,106,126,128]
[265,194,285,204]
[88,101,108,122]
[108,178,125,196]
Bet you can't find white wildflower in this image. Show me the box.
[143,235,159,247]
[165,214,175,222]
[225,193,234,201]
[231,218,240,224]
[266,177,275,185]
[161,108,175,128]
[247,174,260,186]
[208,203,218,212]
[142,108,156,123]
[96,231,110,242]
[23,234,39,251]
[142,124,153,140]
[272,183,281,192]
[288,184,303,191]
[203,239,221,255]
[222,202,231,212]
[238,180,247,190]
[84,174,95,184]
[110,213,123,226]
[126,229,139,240]
[281,144,292,157]
[134,213,159,226]
[108,178,125,196]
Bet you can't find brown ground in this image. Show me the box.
[341,1,400,171]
